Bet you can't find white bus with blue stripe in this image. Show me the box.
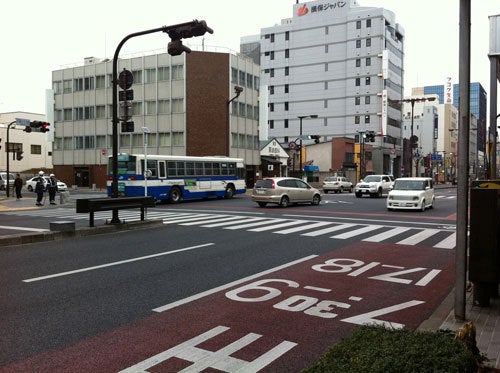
[107,154,246,203]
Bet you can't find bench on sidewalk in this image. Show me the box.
[76,196,156,227]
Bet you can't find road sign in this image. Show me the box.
[119,89,134,101]
[288,141,297,150]
[118,69,133,90]
[15,118,30,126]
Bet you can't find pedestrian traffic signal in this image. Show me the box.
[309,135,321,144]
[121,121,134,132]
[16,150,24,161]
[365,131,376,142]
[29,121,50,133]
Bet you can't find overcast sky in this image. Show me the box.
[1,0,499,120]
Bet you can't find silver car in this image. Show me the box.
[252,177,321,208]
[322,176,353,193]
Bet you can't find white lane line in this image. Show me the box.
[23,243,215,283]
[152,255,318,313]
[0,225,49,232]
[396,229,440,246]
[434,232,456,249]
[362,227,411,242]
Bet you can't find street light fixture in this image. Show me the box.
[110,20,212,224]
[297,114,318,179]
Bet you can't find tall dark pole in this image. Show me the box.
[455,0,471,321]
[109,21,213,224]
[5,121,15,197]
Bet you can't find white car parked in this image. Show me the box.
[387,177,435,211]
[26,176,68,192]
[355,174,393,198]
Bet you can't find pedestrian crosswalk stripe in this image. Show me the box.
[1,209,456,249]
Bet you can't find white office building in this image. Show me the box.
[249,0,405,176]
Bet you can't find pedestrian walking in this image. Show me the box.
[14,173,23,200]
[33,171,45,206]
[47,174,58,205]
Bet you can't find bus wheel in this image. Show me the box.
[225,185,235,199]
[168,187,182,203]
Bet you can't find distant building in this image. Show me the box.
[0,112,52,174]
[241,0,405,177]
[50,51,260,188]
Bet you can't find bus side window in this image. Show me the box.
[159,161,166,178]
[146,159,158,177]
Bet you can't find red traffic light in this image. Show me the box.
[30,121,51,133]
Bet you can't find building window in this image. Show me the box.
[247,73,253,89]
[355,116,360,124]
[84,77,94,90]
[325,45,329,53]
[239,102,246,117]
[366,38,371,47]
[284,102,289,111]
[74,78,83,92]
[365,77,371,85]
[284,119,289,128]
[285,31,289,40]
[270,69,274,78]
[269,86,274,94]
[96,105,106,119]
[132,70,142,84]
[366,19,371,28]
[356,39,361,48]
[239,71,246,86]
[356,20,361,29]
[132,102,143,116]
[269,103,274,112]
[172,65,183,79]
[355,97,360,105]
[270,51,274,60]
[285,66,289,76]
[172,98,183,113]
[324,100,328,108]
[158,66,169,81]
[365,115,370,124]
[355,78,360,86]
[366,57,371,66]
[269,120,274,129]
[53,81,62,94]
[74,107,84,120]
[145,101,156,115]
[356,59,361,67]
[144,68,156,83]
[285,49,289,58]
[285,84,289,93]
[31,144,42,155]
[96,75,106,89]
[365,96,370,104]
[158,99,170,114]
[231,68,238,83]
[270,33,275,42]
[63,80,72,93]
[63,108,72,120]
[84,106,94,119]
[325,26,329,35]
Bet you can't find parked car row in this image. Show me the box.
[251,176,435,212]
[26,176,68,192]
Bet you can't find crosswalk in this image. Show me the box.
[3,208,457,249]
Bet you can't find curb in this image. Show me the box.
[0,219,165,247]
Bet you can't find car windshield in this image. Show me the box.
[393,180,426,191]
[363,175,380,183]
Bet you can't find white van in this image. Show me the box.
[387,177,435,211]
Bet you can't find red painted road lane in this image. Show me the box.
[1,242,454,373]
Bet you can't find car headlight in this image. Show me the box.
[412,196,419,201]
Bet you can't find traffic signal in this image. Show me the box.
[121,121,134,132]
[365,131,376,142]
[309,135,320,144]
[29,121,50,133]
[16,150,24,161]
[165,20,213,56]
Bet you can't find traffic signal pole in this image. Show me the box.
[5,121,15,197]
[110,21,213,224]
